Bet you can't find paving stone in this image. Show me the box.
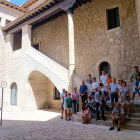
[0,110,140,140]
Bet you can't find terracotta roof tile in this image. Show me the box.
[2,0,58,31]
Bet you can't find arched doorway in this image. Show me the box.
[10,83,17,106]
[100,62,111,76]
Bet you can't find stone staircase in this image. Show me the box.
[26,47,69,92]
[26,47,92,93]
[73,104,140,130]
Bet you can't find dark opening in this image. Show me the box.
[55,87,60,100]
[100,62,111,76]
[13,31,22,51]
[34,44,39,51]
[108,7,120,30]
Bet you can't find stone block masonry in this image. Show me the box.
[74,0,140,81]
[32,14,69,69]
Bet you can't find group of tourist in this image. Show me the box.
[60,66,140,131]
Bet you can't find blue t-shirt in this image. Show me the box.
[60,93,65,103]
[80,85,88,94]
[87,78,92,84]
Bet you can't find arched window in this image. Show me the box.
[100,62,111,76]
[10,83,17,106]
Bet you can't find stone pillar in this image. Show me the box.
[68,8,75,93]
[5,34,14,55]
[135,0,140,41]
[21,25,32,52]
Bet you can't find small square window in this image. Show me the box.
[55,87,60,100]
[107,7,120,30]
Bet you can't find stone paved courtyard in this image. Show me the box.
[0,109,140,140]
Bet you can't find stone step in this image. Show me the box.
[91,115,140,124]
[73,115,140,130]
[130,113,140,118]
[76,112,140,124]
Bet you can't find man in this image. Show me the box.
[79,80,88,103]
[87,94,96,114]
[109,78,119,109]
[95,90,106,121]
[130,66,140,104]
[100,70,107,87]
[109,102,124,131]
[60,88,65,119]
[91,77,99,97]
[87,74,92,84]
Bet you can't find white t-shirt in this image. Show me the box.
[92,82,99,90]
[100,75,107,87]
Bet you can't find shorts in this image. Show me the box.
[67,108,73,113]
[61,103,64,109]
[120,99,130,105]
[114,117,124,125]
[133,85,137,93]
[63,105,67,110]
[111,93,118,102]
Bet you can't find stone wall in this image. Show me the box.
[0,5,22,26]
[31,14,69,69]
[74,0,140,82]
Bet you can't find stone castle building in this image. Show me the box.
[0,0,140,111]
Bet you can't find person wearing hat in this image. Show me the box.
[72,87,79,114]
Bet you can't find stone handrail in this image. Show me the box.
[27,47,69,82]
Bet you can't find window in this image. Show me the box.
[55,87,60,100]
[107,7,120,30]
[34,44,39,51]
[6,20,11,25]
[11,83,17,106]
[100,62,111,76]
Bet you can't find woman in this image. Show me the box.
[107,74,112,101]
[118,81,131,118]
[63,91,68,120]
[136,75,140,105]
[118,79,123,90]
[91,77,99,97]
[81,103,91,124]
[72,87,79,114]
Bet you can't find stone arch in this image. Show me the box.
[27,70,61,109]
[100,62,111,76]
[27,67,68,92]
[94,57,117,82]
